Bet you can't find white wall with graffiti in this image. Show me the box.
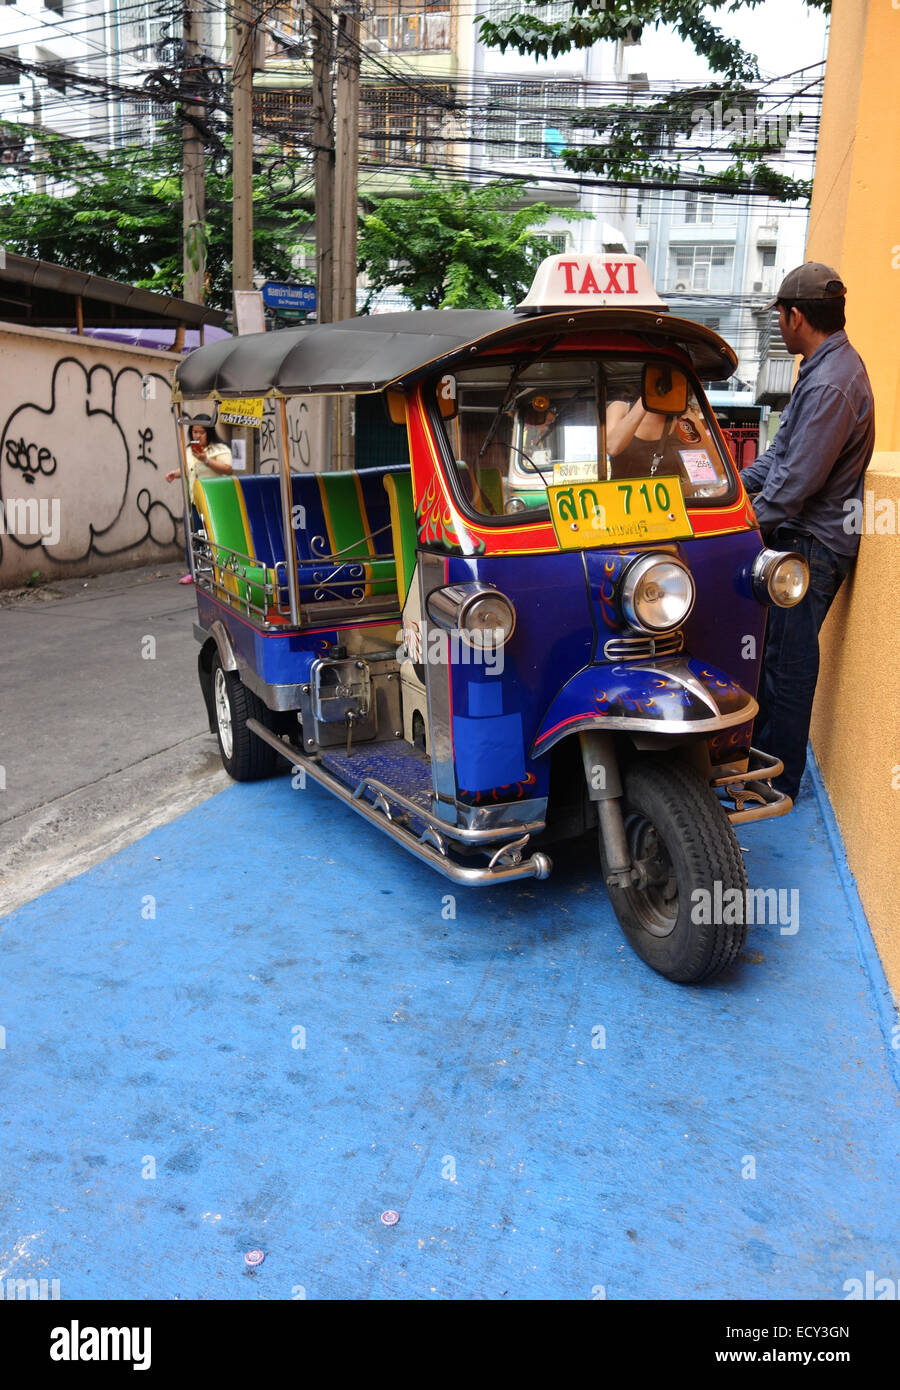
[0,323,184,587]
[0,324,329,588]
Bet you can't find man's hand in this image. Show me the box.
[165,469,180,484]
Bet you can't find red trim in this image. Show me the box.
[534,711,603,745]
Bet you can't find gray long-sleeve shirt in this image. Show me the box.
[741,330,875,556]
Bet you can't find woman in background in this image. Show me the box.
[167,416,233,585]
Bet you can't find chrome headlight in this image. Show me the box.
[751,549,809,608]
[620,553,695,634]
[426,582,516,647]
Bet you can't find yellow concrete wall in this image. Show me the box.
[805,0,900,992]
[809,458,900,986]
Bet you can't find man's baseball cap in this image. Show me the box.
[763,262,847,311]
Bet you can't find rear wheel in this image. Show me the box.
[601,759,748,983]
[211,654,279,781]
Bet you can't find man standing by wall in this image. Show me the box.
[741,262,875,802]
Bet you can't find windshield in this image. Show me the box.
[432,355,734,522]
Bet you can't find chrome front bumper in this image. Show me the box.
[713,747,793,824]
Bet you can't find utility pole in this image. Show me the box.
[332,0,360,468]
[332,0,360,323]
[311,4,334,325]
[231,0,255,293]
[182,0,206,303]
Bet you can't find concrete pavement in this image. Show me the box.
[0,564,228,915]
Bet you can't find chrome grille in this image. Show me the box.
[603,630,685,661]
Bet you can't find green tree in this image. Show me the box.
[358,174,584,310]
[478,0,831,202]
[0,125,312,310]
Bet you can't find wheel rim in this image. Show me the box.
[214,667,233,759]
[622,815,678,937]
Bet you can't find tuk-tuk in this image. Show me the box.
[172,254,809,984]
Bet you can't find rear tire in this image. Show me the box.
[601,758,748,983]
[211,654,279,781]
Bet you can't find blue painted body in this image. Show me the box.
[442,528,765,798]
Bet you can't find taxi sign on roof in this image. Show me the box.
[517,253,667,313]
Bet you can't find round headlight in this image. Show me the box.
[751,550,809,608]
[426,583,517,648]
[505,496,527,514]
[620,554,695,634]
[460,591,516,647]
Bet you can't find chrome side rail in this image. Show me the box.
[245,720,552,886]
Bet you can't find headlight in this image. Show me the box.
[426,583,516,647]
[620,553,695,634]
[751,549,809,608]
[505,496,527,514]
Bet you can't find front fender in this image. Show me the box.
[531,657,757,756]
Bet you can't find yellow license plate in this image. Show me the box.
[548,475,694,549]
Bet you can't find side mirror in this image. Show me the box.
[641,363,688,416]
[385,389,407,425]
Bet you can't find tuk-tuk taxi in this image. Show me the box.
[172,254,808,984]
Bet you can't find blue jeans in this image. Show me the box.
[755,528,853,800]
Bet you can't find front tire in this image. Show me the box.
[601,759,748,983]
[211,654,279,781]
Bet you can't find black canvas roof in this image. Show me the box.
[174,307,737,399]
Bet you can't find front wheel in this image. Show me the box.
[211,654,279,781]
[600,759,748,983]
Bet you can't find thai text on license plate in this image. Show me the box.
[548,475,694,548]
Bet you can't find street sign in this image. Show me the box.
[261,281,317,313]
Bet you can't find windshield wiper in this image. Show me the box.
[477,336,561,462]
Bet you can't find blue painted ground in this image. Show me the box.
[1,758,898,1301]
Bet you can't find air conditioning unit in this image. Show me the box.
[753,280,763,291]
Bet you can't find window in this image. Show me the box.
[117,1,174,60]
[363,0,450,52]
[484,0,571,20]
[669,244,734,292]
[361,84,451,166]
[761,248,776,267]
[485,81,579,160]
[254,89,313,154]
[683,190,715,224]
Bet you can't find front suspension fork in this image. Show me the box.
[579,730,633,888]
